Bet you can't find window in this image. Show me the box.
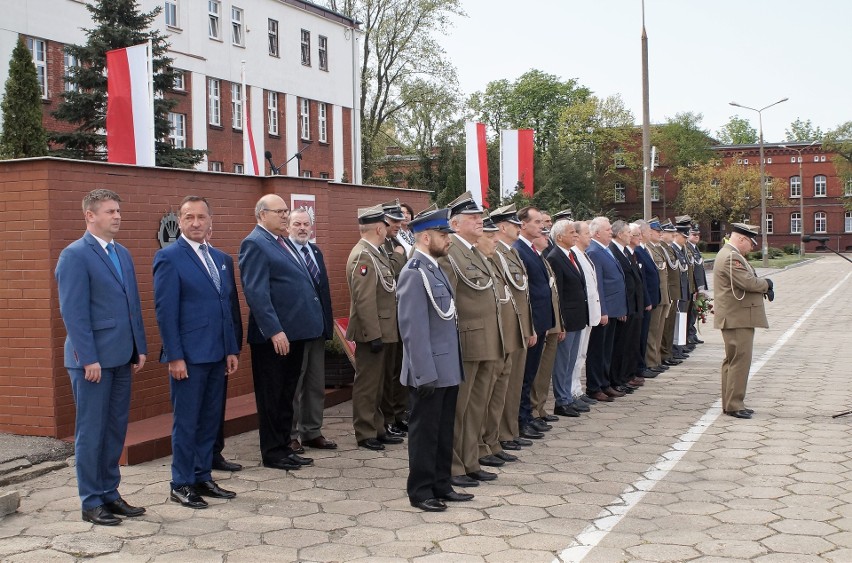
[300,99,310,140]
[846,212,852,233]
[790,212,802,234]
[614,182,626,203]
[743,158,749,165]
[231,7,244,46]
[614,149,625,168]
[650,180,660,202]
[168,112,186,148]
[64,51,80,92]
[814,212,827,233]
[268,19,279,57]
[821,155,826,162]
[814,155,820,162]
[232,83,243,129]
[846,178,852,197]
[26,38,47,98]
[302,171,312,178]
[165,0,179,27]
[301,30,311,66]
[172,69,185,91]
[790,156,796,163]
[210,161,223,172]
[652,152,659,167]
[267,92,279,135]
[208,78,221,126]
[318,35,328,70]
[234,164,244,174]
[208,0,221,39]
[764,177,773,199]
[790,176,801,198]
[765,213,773,234]
[814,175,827,197]
[318,102,327,143]
[765,157,772,164]
[320,172,330,179]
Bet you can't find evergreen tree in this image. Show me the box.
[0,39,48,159]
[52,0,204,167]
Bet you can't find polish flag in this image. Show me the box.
[500,129,535,199]
[241,65,260,175]
[465,122,489,208]
[106,42,155,166]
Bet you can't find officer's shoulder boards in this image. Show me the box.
[408,259,421,270]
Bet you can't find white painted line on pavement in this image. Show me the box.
[554,270,852,563]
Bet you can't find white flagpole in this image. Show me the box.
[147,39,155,166]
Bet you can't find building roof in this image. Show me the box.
[277,0,360,28]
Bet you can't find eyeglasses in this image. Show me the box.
[263,208,289,216]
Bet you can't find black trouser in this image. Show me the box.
[407,385,458,503]
[611,313,642,386]
[586,321,616,393]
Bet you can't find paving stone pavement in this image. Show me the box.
[1,255,851,562]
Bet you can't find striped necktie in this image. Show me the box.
[300,245,321,286]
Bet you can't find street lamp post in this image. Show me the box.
[729,98,789,267]
[779,140,818,257]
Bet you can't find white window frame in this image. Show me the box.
[165,0,179,28]
[231,6,244,47]
[302,171,312,178]
[208,0,221,40]
[268,19,279,57]
[267,91,279,135]
[301,29,311,66]
[814,211,827,233]
[168,112,186,148]
[650,180,660,202]
[232,83,243,130]
[845,211,852,233]
[318,35,328,71]
[234,164,244,174]
[172,69,185,91]
[614,182,626,203]
[64,51,79,93]
[300,98,310,140]
[614,149,625,168]
[765,213,774,234]
[790,175,801,198]
[27,37,47,99]
[210,161,223,172]
[318,102,327,143]
[790,212,802,235]
[208,78,221,126]
[846,178,852,197]
[814,175,827,197]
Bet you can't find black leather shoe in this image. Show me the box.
[554,405,580,417]
[662,358,682,366]
[725,409,752,419]
[692,337,704,344]
[519,425,544,439]
[411,498,446,512]
[377,434,404,444]
[673,353,689,359]
[571,400,591,412]
[263,459,302,470]
[467,469,497,481]
[104,497,145,517]
[639,369,658,379]
[385,424,406,438]
[579,394,598,404]
[542,413,559,422]
[479,454,505,467]
[194,480,236,499]
[170,485,208,509]
[744,408,755,414]
[649,366,667,373]
[500,440,521,451]
[494,451,518,462]
[82,505,121,526]
[450,475,479,487]
[212,457,243,472]
[357,438,385,451]
[286,453,313,466]
[289,439,305,454]
[393,420,409,432]
[439,490,474,502]
[615,385,635,394]
[514,437,533,446]
[530,418,552,432]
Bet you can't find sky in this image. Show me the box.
[440,0,851,142]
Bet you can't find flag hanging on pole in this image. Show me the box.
[241,63,260,175]
[465,122,489,208]
[106,42,155,166]
[500,129,535,199]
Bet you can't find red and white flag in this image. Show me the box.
[241,65,260,175]
[106,42,155,166]
[465,122,489,208]
[500,129,534,199]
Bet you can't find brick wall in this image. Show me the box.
[0,158,429,438]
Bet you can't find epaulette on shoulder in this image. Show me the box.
[408,259,421,270]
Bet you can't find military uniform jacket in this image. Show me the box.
[345,239,399,343]
[381,237,407,278]
[494,242,534,344]
[671,243,692,300]
[662,242,683,303]
[713,243,769,330]
[488,255,524,355]
[688,242,708,290]
[397,251,464,388]
[648,243,670,305]
[438,234,504,362]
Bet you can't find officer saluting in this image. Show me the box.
[398,207,472,512]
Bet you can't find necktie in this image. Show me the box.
[200,244,221,292]
[568,250,579,271]
[106,242,123,282]
[301,245,321,286]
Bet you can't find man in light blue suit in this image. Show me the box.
[55,189,147,526]
[153,196,242,509]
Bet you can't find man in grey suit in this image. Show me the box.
[398,208,472,512]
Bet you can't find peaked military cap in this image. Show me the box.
[661,220,677,232]
[357,204,389,225]
[410,207,455,234]
[674,214,692,226]
[381,198,405,221]
[446,191,484,217]
[482,213,499,232]
[490,203,521,225]
[648,216,662,231]
[731,222,759,246]
[552,208,574,222]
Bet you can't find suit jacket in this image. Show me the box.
[635,244,660,307]
[55,232,147,369]
[547,246,589,333]
[495,242,534,343]
[345,239,399,343]
[541,251,564,334]
[611,243,644,315]
[573,246,602,327]
[239,225,323,344]
[153,237,241,364]
[398,251,463,388]
[513,238,555,336]
[586,239,627,318]
[291,239,334,340]
[713,244,769,329]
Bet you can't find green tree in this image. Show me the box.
[715,115,758,145]
[653,112,714,170]
[52,0,204,167]
[0,39,48,159]
[785,118,824,142]
[823,121,852,210]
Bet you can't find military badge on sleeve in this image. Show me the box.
[360,265,368,276]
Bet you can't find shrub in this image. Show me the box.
[783,244,799,255]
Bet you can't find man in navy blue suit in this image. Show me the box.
[56,189,147,526]
[239,194,323,471]
[153,196,242,509]
[632,221,660,380]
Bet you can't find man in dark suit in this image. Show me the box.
[287,208,337,451]
[609,221,645,393]
[633,220,661,380]
[513,206,555,437]
[585,216,627,402]
[153,196,242,509]
[239,194,323,470]
[56,189,147,526]
[398,208,472,512]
